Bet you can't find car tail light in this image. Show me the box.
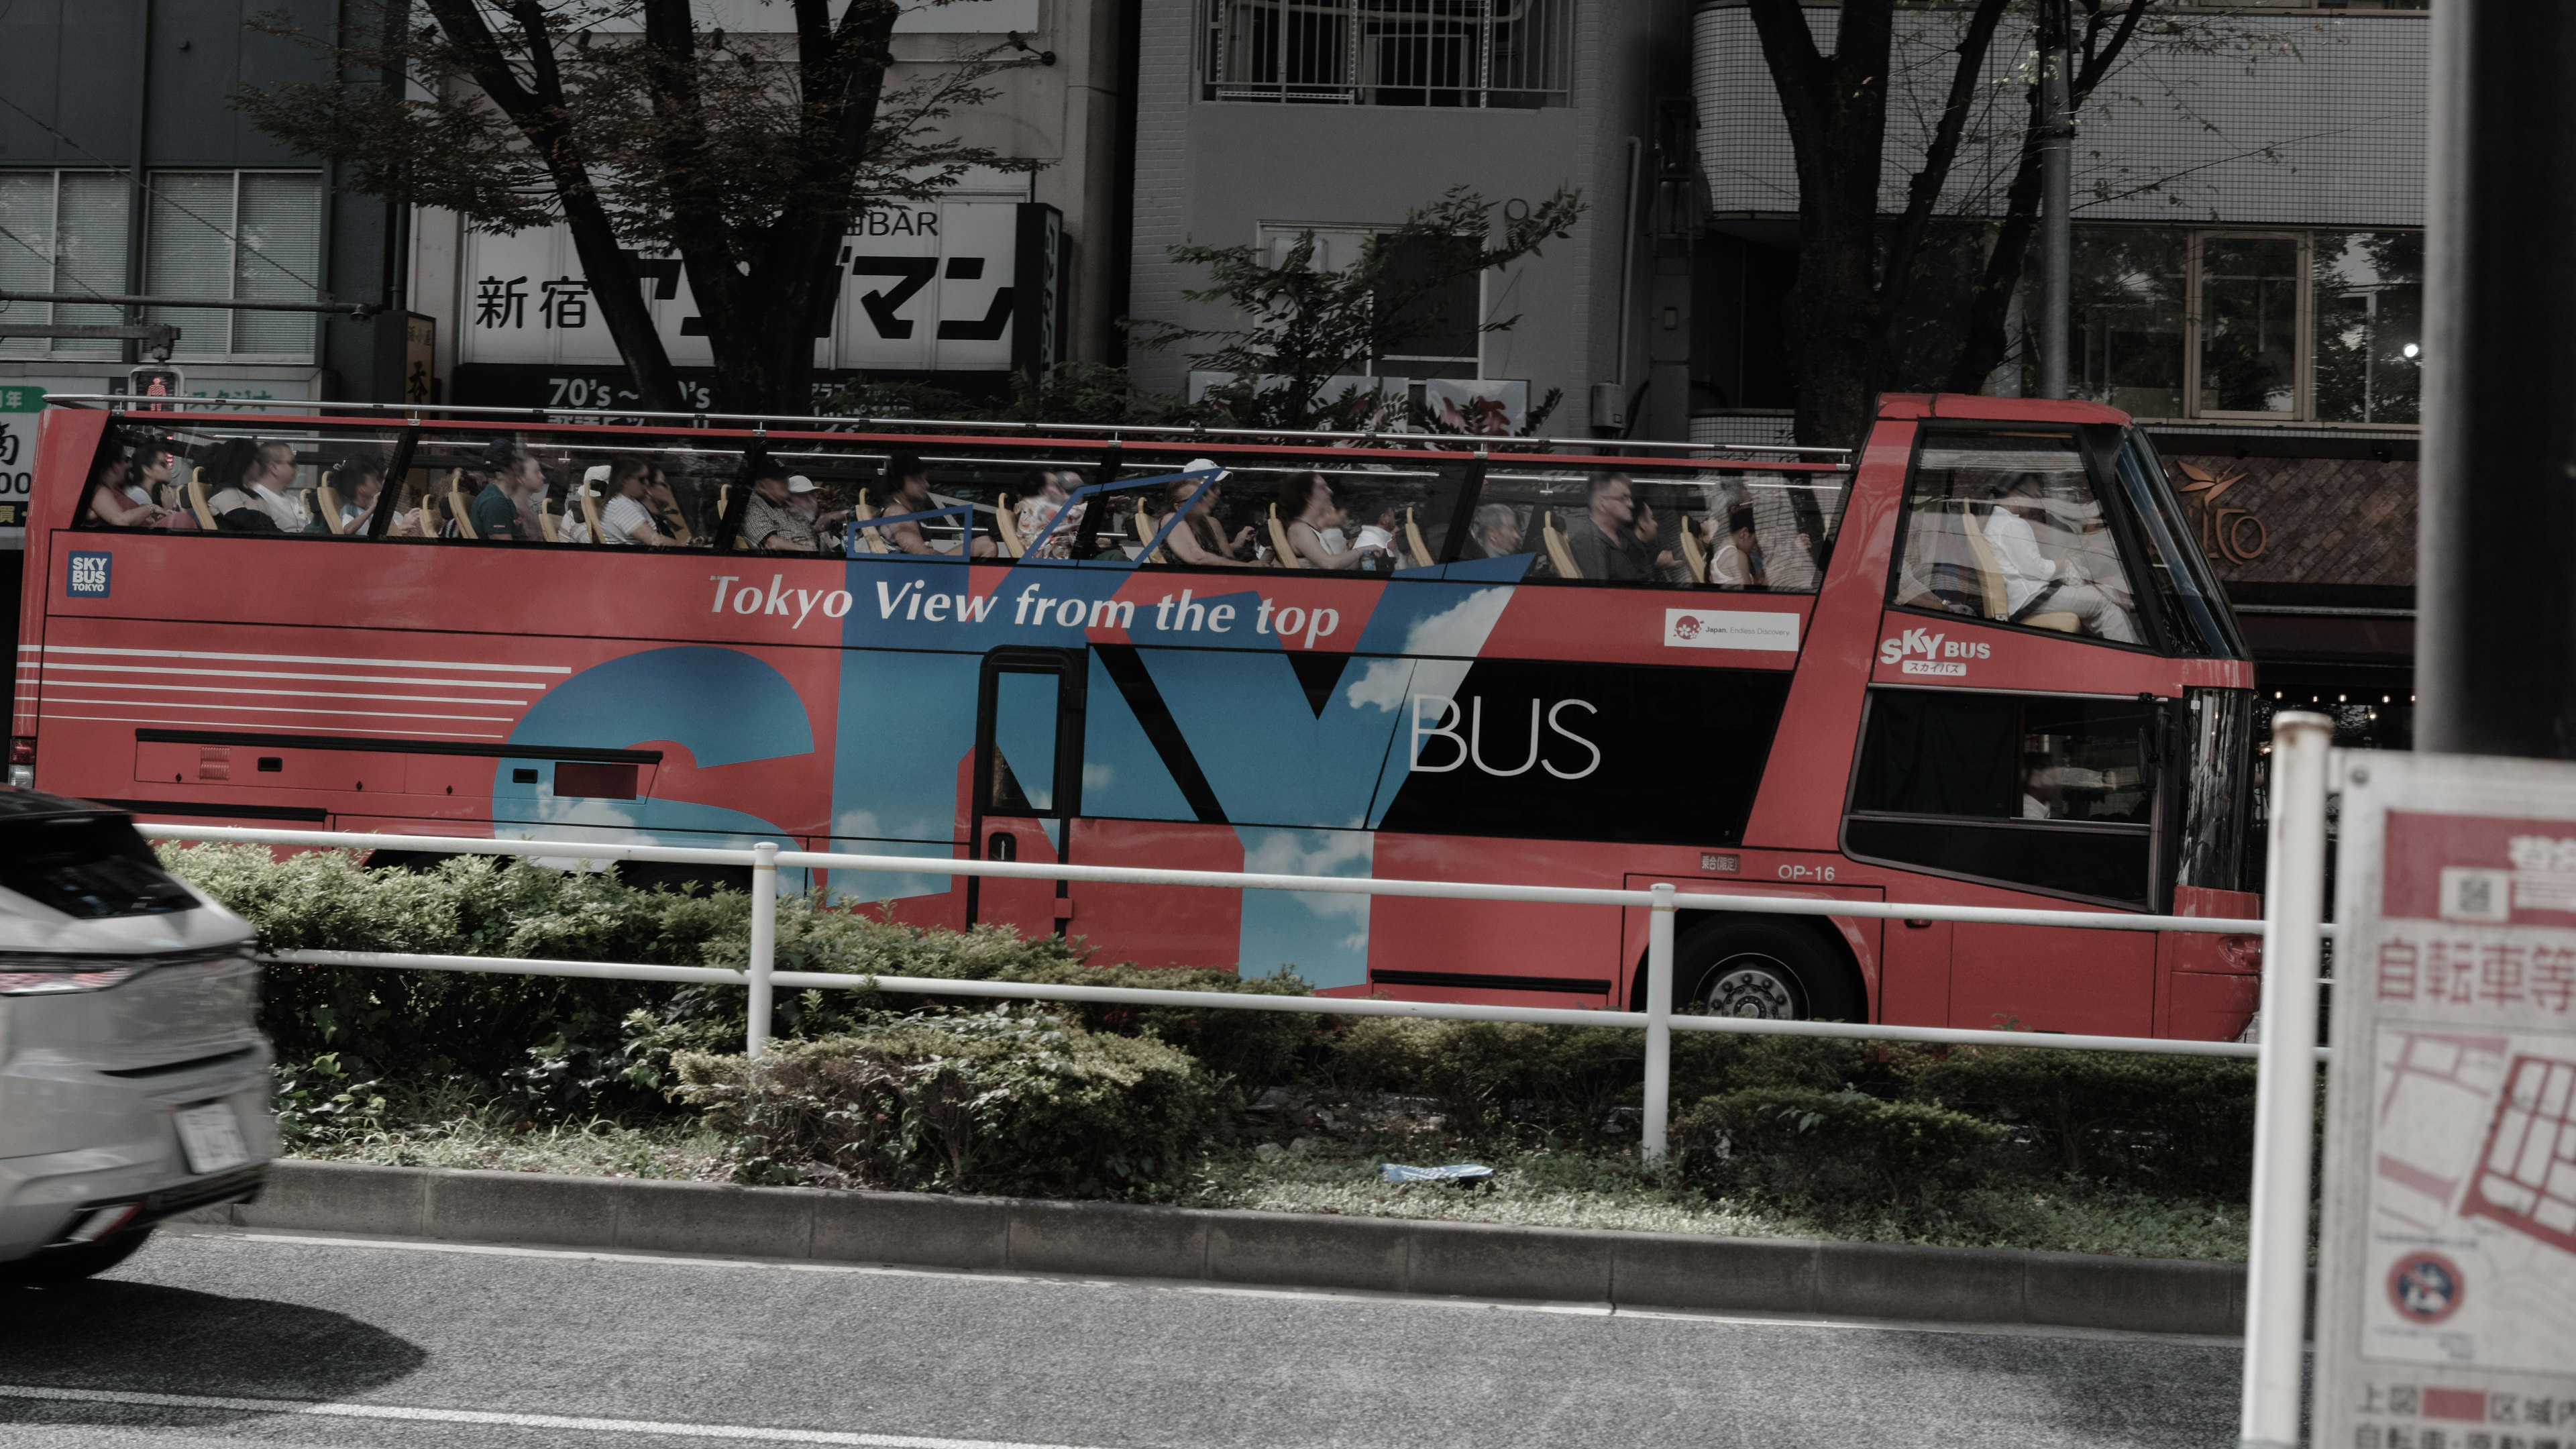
[7,737,31,789]
[0,954,152,996]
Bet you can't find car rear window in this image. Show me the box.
[0,814,199,919]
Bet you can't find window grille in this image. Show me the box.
[1203,0,1569,108]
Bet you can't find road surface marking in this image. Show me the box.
[0,1384,1111,1448]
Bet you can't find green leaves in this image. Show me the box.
[674,1009,1221,1198]
[1134,185,1585,432]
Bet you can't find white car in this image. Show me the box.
[0,792,272,1286]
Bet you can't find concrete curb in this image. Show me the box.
[182,1160,2247,1336]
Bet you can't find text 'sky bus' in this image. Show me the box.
[14,393,2264,1038]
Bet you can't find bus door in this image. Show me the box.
[967,648,1084,936]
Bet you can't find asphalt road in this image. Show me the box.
[0,1226,2246,1448]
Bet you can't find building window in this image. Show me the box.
[0,171,132,362]
[1202,0,1568,108]
[1251,223,1484,378]
[2051,225,2420,426]
[144,171,323,363]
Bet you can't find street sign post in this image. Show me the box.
[2315,752,2576,1449]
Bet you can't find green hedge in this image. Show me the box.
[675,1011,1219,1197]
[164,844,2261,1211]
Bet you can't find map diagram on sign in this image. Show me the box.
[2365,1025,2576,1370]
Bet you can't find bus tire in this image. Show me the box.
[1664,918,1862,1022]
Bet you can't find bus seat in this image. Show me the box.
[446,472,478,540]
[578,486,606,544]
[538,498,561,543]
[184,471,219,531]
[1919,498,2005,617]
[850,497,889,554]
[1678,519,1708,584]
[413,490,441,537]
[1134,505,1172,564]
[316,484,348,535]
[2023,610,2081,633]
[1542,509,1583,580]
[1402,506,1434,568]
[1267,503,1301,568]
[994,494,1026,558]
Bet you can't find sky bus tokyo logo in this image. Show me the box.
[1878,627,1988,676]
[66,551,110,597]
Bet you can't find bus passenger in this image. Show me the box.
[1161,476,1252,564]
[79,442,168,529]
[208,440,310,533]
[1458,503,1522,559]
[595,458,676,547]
[1709,507,1766,588]
[132,436,194,527]
[1983,474,2138,643]
[1015,468,1083,557]
[1277,472,1381,570]
[327,457,388,533]
[1564,473,1670,582]
[875,453,994,557]
[739,460,820,552]
[468,439,544,541]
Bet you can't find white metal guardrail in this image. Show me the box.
[142,820,2320,1164]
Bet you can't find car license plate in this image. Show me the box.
[174,1102,249,1176]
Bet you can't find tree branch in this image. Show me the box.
[1879,0,2013,318]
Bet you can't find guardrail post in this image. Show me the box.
[2238,712,2332,1449]
[1643,881,1676,1165]
[747,841,779,1059]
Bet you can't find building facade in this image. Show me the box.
[1688,2,2429,729]
[407,0,1132,411]
[0,0,404,409]
[1123,0,1684,433]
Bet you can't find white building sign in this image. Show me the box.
[2316,753,2576,1449]
[458,191,1038,379]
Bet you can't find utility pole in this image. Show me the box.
[2037,0,2073,400]
[2417,0,2576,757]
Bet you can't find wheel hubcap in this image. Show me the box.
[1703,957,1800,1019]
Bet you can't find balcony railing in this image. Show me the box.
[1202,0,1569,108]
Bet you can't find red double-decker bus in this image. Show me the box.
[13,393,2262,1038]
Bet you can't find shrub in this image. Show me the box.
[674,1010,1220,1198]
[1671,1086,2002,1208]
[1896,1048,2259,1195]
[985,962,1321,1089]
[1328,1019,1642,1137]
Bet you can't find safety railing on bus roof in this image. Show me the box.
[140,816,2315,1167]
[38,394,1854,462]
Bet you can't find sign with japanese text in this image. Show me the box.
[2318,753,2576,1449]
[0,384,38,535]
[456,195,1046,380]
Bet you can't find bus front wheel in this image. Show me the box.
[1666,919,1860,1022]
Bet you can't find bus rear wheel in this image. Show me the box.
[1669,919,1859,1022]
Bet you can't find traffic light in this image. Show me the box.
[125,365,184,404]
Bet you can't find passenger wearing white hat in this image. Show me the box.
[556,463,610,544]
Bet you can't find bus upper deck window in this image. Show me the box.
[1473,466,1851,590]
[1894,430,2143,646]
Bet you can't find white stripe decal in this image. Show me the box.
[42,698,513,722]
[38,661,551,690]
[0,1385,1111,1449]
[38,712,506,739]
[42,680,531,706]
[36,644,572,674]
